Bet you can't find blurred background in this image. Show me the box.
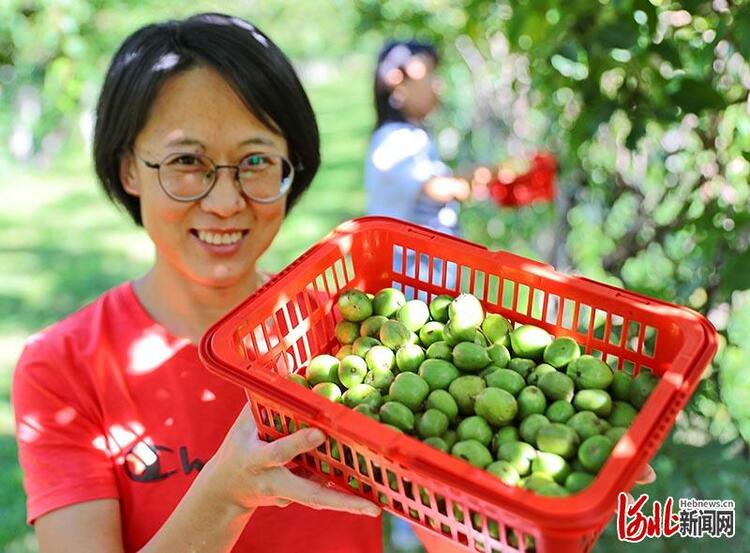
[1,0,749,551]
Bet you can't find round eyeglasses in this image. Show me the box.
[134,151,298,203]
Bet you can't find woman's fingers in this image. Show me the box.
[277,471,381,517]
[255,428,326,468]
[635,464,656,485]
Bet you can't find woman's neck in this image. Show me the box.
[133,259,261,344]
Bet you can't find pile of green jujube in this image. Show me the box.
[287,287,658,497]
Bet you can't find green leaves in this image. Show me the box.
[668,77,726,114]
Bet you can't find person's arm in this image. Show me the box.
[423,175,470,203]
[33,405,379,553]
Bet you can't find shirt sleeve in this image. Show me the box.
[12,333,119,524]
[367,126,452,210]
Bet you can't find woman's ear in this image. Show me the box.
[119,151,141,197]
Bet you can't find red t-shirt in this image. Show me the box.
[12,282,382,552]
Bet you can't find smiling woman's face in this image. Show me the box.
[120,66,288,289]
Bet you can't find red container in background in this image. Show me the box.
[489,152,557,207]
[200,217,717,553]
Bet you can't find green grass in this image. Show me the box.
[0,65,373,551]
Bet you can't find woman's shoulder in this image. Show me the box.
[370,122,430,158]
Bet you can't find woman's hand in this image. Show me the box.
[619,463,657,513]
[424,176,471,203]
[199,403,381,517]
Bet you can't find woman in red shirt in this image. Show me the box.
[12,12,382,552]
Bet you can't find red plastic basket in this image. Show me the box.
[200,217,717,553]
[489,152,557,208]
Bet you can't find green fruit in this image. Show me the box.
[383,424,403,433]
[508,358,536,379]
[519,413,549,446]
[443,319,476,346]
[546,400,575,423]
[345,385,380,410]
[335,320,360,345]
[611,370,634,401]
[567,411,609,441]
[486,344,511,368]
[451,439,493,468]
[496,441,537,475]
[379,319,411,350]
[472,329,488,346]
[352,403,380,420]
[448,375,486,415]
[538,371,576,402]
[630,369,658,409]
[543,337,581,368]
[535,482,570,497]
[577,435,615,473]
[457,415,494,446]
[338,355,368,389]
[517,386,547,419]
[379,401,415,432]
[335,345,353,360]
[442,430,458,450]
[481,313,513,346]
[337,289,373,322]
[423,437,448,452]
[449,294,485,329]
[573,389,613,417]
[475,387,518,427]
[417,409,450,438]
[493,426,520,447]
[426,341,453,361]
[307,355,340,386]
[522,472,555,492]
[364,367,395,391]
[536,423,580,459]
[605,427,627,442]
[419,321,445,347]
[452,342,491,372]
[397,300,430,332]
[425,389,459,421]
[312,382,342,402]
[286,373,309,388]
[527,363,557,386]
[484,368,525,396]
[372,287,406,318]
[429,294,453,322]
[510,325,552,360]
[607,401,638,427]
[565,471,595,493]
[567,355,614,390]
[419,358,460,391]
[365,345,395,372]
[395,344,425,372]
[532,451,571,484]
[359,315,388,338]
[352,336,380,358]
[486,460,520,485]
[389,372,430,411]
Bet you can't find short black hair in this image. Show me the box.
[94,12,320,225]
[373,40,439,131]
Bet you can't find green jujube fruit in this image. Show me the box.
[493,426,520,447]
[452,342,491,372]
[312,382,343,403]
[607,401,638,428]
[379,401,415,432]
[448,294,485,329]
[496,440,537,475]
[359,315,388,338]
[429,294,453,323]
[531,451,571,484]
[567,411,610,441]
[426,341,453,361]
[510,325,552,360]
[335,320,360,345]
[448,375,486,415]
[451,439,493,469]
[481,313,513,346]
[536,423,580,459]
[474,387,518,427]
[389,372,430,411]
[543,336,581,368]
[364,367,395,391]
[611,370,634,401]
[519,413,550,446]
[484,368,525,396]
[397,300,431,332]
[352,336,380,358]
[419,359,461,391]
[565,471,595,493]
[423,437,448,452]
[417,409,450,438]
[379,319,411,350]
[372,287,406,318]
[338,355,368,389]
[365,345,395,372]
[337,289,373,322]
[517,386,547,419]
[538,371,576,402]
[567,355,614,390]
[527,363,557,386]
[486,460,520,485]
[546,400,576,423]
[573,389,613,417]
[307,355,340,386]
[419,321,445,347]
[425,389,459,421]
[443,319,476,346]
[577,435,615,473]
[486,343,511,368]
[508,358,536,379]
[456,416,494,446]
[630,369,658,409]
[342,383,382,411]
[395,344,425,372]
